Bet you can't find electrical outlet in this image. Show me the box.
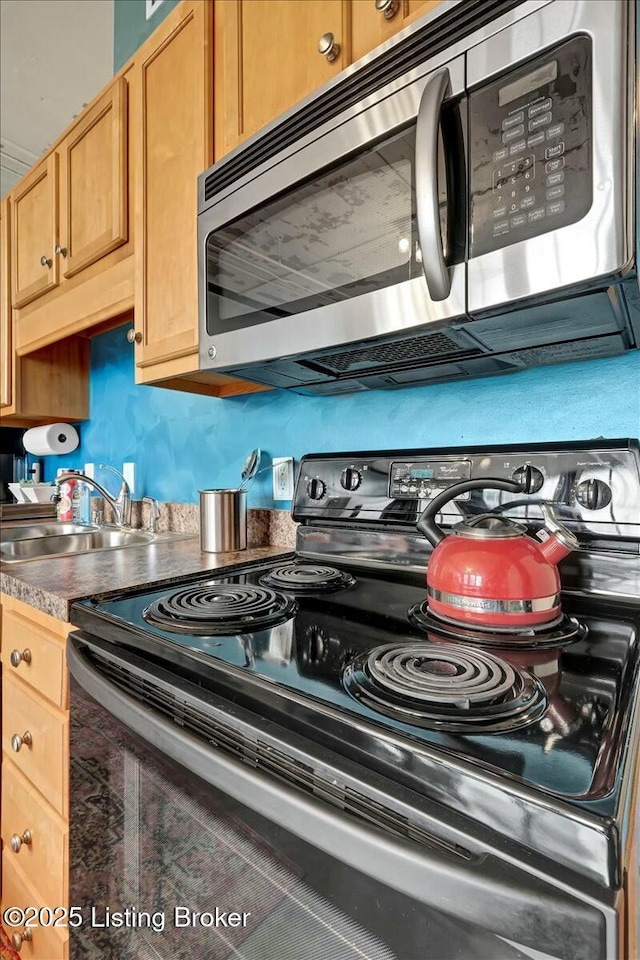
[273,457,294,501]
[84,463,95,480]
[123,462,136,496]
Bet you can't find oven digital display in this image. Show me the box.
[411,468,434,479]
[498,61,558,107]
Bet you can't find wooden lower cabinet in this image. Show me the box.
[0,595,71,960]
[1,859,68,960]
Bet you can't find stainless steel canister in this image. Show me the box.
[199,489,247,553]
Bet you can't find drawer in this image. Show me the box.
[2,759,67,908]
[2,678,68,816]
[1,611,67,708]
[1,856,68,960]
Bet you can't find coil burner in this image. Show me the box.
[143,585,297,635]
[408,602,587,650]
[260,563,356,594]
[343,642,547,732]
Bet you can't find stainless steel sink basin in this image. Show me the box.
[1,523,98,543]
[1,529,155,563]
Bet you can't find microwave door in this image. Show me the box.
[466,0,632,317]
[199,55,467,373]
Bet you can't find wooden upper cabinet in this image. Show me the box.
[1,199,11,407]
[351,0,443,62]
[214,0,348,159]
[11,154,59,308]
[60,76,128,279]
[134,0,213,370]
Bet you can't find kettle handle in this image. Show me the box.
[416,477,525,546]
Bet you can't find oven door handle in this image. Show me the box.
[415,66,451,302]
[68,635,607,960]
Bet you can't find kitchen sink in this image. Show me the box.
[1,523,98,543]
[1,529,155,563]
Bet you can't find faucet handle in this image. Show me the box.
[142,497,161,534]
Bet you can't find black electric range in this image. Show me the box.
[69,440,640,960]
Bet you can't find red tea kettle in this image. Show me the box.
[417,477,579,629]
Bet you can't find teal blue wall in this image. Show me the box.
[114,0,180,71]
[43,326,640,508]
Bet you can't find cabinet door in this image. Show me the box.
[1,198,11,407]
[134,1,212,369]
[60,77,128,279]
[214,0,347,159]
[351,0,443,63]
[11,154,59,308]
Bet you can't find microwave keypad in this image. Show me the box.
[469,36,592,258]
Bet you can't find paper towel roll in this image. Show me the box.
[23,423,79,456]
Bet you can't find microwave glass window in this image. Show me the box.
[205,128,431,333]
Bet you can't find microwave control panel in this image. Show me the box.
[468,36,592,258]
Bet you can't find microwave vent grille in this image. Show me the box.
[312,331,478,375]
[203,0,523,204]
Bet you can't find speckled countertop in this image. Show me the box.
[0,538,292,622]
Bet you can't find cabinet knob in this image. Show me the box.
[11,731,33,752]
[10,648,32,668]
[318,32,340,62]
[40,254,52,268]
[375,0,400,19]
[55,244,68,257]
[11,829,33,853]
[127,328,142,344]
[12,928,33,952]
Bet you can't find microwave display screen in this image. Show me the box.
[204,126,446,334]
[498,61,558,107]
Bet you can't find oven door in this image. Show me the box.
[65,634,615,960]
[198,55,467,375]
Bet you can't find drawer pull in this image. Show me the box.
[40,254,53,268]
[11,829,33,853]
[11,731,33,752]
[12,928,33,952]
[10,648,32,668]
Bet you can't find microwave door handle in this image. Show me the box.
[415,67,451,302]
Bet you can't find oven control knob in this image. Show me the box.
[512,465,544,494]
[307,478,326,500]
[340,467,362,491]
[576,478,612,511]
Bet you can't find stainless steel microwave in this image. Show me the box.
[198,0,638,394]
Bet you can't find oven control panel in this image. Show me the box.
[469,35,592,258]
[389,460,471,500]
[293,443,640,536]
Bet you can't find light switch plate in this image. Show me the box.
[145,0,165,20]
[273,457,294,501]
[123,462,135,496]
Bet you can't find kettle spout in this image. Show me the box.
[538,534,574,566]
[538,504,579,565]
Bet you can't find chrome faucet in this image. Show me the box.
[55,464,132,527]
